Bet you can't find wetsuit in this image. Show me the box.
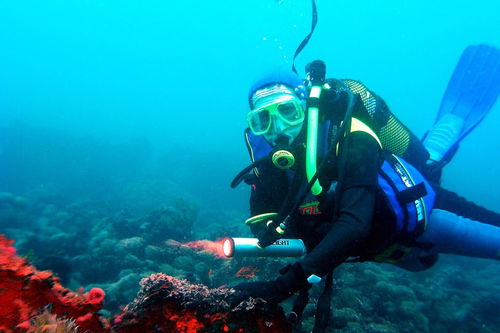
[246,79,500,277]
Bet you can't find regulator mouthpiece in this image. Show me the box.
[272,150,295,169]
[222,237,306,258]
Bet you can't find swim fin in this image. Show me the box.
[423,44,500,164]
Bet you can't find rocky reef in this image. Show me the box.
[0,233,290,332]
[1,191,499,333]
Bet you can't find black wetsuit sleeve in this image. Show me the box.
[249,183,274,216]
[248,168,286,215]
[299,131,381,277]
[248,169,286,237]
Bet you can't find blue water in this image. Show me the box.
[1,0,499,211]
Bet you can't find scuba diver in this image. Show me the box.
[228,44,500,331]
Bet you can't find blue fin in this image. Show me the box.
[423,44,500,163]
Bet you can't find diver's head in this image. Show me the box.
[247,69,306,147]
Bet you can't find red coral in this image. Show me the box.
[235,266,260,279]
[112,273,291,332]
[0,235,108,332]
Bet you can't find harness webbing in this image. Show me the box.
[312,270,334,332]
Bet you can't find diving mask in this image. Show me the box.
[247,94,305,136]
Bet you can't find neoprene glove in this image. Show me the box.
[230,262,309,306]
[250,220,282,248]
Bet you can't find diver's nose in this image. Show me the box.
[273,117,288,134]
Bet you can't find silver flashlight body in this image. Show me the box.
[223,237,306,258]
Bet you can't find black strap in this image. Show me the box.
[312,271,334,333]
[230,157,266,188]
[292,0,318,74]
[379,170,410,232]
[276,164,307,224]
[398,182,427,203]
[331,112,352,219]
[307,96,321,108]
[288,285,311,330]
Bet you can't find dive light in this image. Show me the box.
[222,237,306,258]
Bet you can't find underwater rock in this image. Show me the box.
[108,201,197,244]
[34,254,73,284]
[110,216,144,239]
[365,322,399,333]
[332,307,360,329]
[144,243,171,261]
[118,236,146,257]
[100,272,144,313]
[140,205,196,243]
[0,192,30,228]
[0,234,107,332]
[73,253,144,284]
[112,272,292,332]
[172,254,197,271]
[0,192,28,208]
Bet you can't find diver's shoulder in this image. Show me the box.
[323,78,373,94]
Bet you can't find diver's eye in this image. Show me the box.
[257,109,271,124]
[278,102,299,119]
[248,109,271,134]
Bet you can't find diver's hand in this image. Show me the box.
[230,263,308,306]
[252,220,282,248]
[230,280,290,306]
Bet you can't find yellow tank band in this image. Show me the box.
[350,117,383,149]
[336,117,383,155]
